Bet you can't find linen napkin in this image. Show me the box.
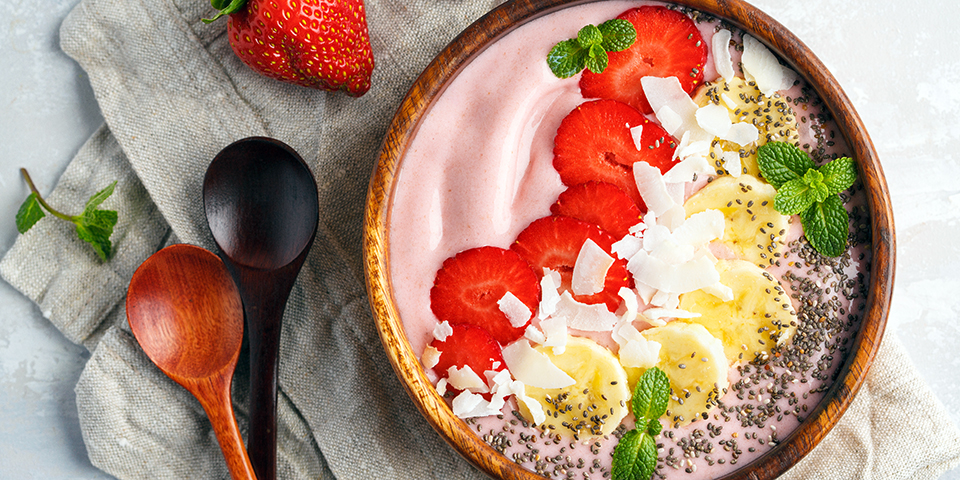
[1,0,959,479]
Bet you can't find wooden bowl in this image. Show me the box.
[363,1,895,479]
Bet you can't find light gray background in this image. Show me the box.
[1,0,957,478]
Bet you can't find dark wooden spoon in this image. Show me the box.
[203,137,319,480]
[126,244,256,480]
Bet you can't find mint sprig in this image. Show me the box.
[547,19,636,79]
[613,367,669,480]
[756,142,856,257]
[15,168,118,261]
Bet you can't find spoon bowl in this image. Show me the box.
[203,137,319,480]
[126,243,256,480]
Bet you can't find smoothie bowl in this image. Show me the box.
[363,1,894,479]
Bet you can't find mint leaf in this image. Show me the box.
[577,24,603,47]
[547,39,588,79]
[801,194,848,257]
[801,168,830,203]
[774,178,817,215]
[16,193,45,234]
[584,44,609,74]
[631,367,670,424]
[756,142,816,189]
[598,19,636,52]
[646,418,662,436]
[612,429,657,480]
[16,169,118,261]
[547,18,636,78]
[820,156,857,194]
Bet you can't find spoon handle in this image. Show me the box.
[198,376,258,480]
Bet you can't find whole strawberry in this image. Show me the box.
[207,0,375,96]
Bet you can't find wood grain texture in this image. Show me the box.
[127,244,257,480]
[363,1,894,479]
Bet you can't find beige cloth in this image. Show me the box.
[1,0,958,478]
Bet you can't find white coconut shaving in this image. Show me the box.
[433,320,453,341]
[498,291,531,328]
[696,103,733,137]
[501,340,575,389]
[446,365,489,393]
[642,76,712,142]
[538,268,563,319]
[421,345,441,370]
[572,239,614,296]
[741,34,785,97]
[721,150,743,177]
[723,122,760,146]
[633,161,676,217]
[630,123,644,151]
[539,315,568,355]
[712,28,735,80]
[553,291,619,332]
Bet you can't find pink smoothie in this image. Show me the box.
[388,2,872,478]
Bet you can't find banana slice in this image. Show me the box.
[693,76,801,177]
[518,336,630,439]
[624,322,729,427]
[677,259,797,364]
[683,174,790,268]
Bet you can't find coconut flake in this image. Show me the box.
[618,286,639,323]
[524,324,546,344]
[712,28,735,80]
[633,161,676,217]
[451,390,500,418]
[720,92,738,110]
[554,291,619,332]
[538,268,563,319]
[436,378,448,396]
[446,365,490,393]
[619,337,662,369]
[628,250,721,294]
[540,316,568,355]
[502,340,575,389]
[643,76,712,142]
[723,122,760,146]
[612,233,644,260]
[433,321,453,341]
[421,345,441,370]
[511,382,546,425]
[742,35,785,96]
[572,239,614,296]
[663,154,712,184]
[655,106,683,136]
[721,151,742,177]
[702,281,735,302]
[498,292,532,328]
[696,104,733,137]
[630,124,644,151]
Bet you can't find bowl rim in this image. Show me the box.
[363,1,895,479]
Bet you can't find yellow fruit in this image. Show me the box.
[693,76,801,177]
[624,322,729,427]
[518,336,630,439]
[683,174,791,268]
[677,259,797,364]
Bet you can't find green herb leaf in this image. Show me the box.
[598,19,636,52]
[203,0,248,24]
[547,39,588,79]
[16,193,45,234]
[646,418,662,437]
[774,178,817,215]
[801,194,848,258]
[756,142,816,189]
[547,18,637,78]
[819,156,857,194]
[75,209,118,261]
[577,24,604,47]
[802,168,830,203]
[612,429,657,480]
[631,367,670,424]
[584,44,609,74]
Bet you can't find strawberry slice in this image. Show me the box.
[579,6,707,114]
[552,99,677,211]
[430,323,506,396]
[551,182,643,239]
[511,215,630,312]
[431,246,540,345]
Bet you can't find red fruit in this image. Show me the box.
[430,246,541,345]
[553,99,677,211]
[579,6,707,114]
[511,215,631,313]
[551,182,643,239]
[430,323,506,394]
[212,0,375,96]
